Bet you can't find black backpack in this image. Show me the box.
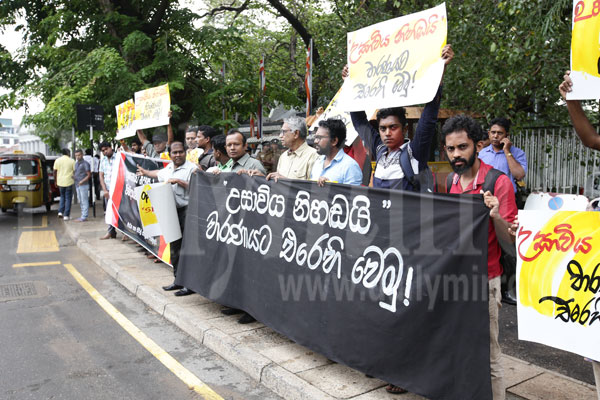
[398,147,436,193]
[447,167,516,270]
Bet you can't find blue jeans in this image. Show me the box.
[76,184,89,219]
[58,185,72,217]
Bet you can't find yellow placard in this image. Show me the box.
[134,83,171,130]
[571,0,600,78]
[342,3,447,111]
[117,99,135,130]
[138,184,158,228]
[115,99,136,139]
[517,210,600,361]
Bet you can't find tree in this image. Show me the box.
[0,0,586,150]
[0,0,216,146]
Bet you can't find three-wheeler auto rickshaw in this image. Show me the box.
[0,151,52,213]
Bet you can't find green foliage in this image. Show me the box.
[0,0,585,150]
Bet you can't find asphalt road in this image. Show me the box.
[0,206,282,400]
[1,203,595,399]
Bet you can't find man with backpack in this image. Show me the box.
[345,44,454,193]
[343,45,453,395]
[443,115,517,400]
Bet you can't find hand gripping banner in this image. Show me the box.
[176,172,493,400]
[107,152,173,265]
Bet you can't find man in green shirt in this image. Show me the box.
[206,134,233,174]
[226,129,266,175]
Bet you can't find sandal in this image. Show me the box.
[385,384,408,394]
[153,258,162,264]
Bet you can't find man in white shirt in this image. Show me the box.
[137,141,197,296]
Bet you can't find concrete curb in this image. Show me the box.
[65,223,334,400]
[64,220,598,400]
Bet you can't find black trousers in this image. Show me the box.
[92,172,101,200]
[170,206,187,277]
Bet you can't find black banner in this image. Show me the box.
[108,152,171,263]
[177,172,492,400]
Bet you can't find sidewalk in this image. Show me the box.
[63,207,598,400]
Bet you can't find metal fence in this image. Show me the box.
[513,126,600,196]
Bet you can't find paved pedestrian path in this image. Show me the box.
[63,207,598,400]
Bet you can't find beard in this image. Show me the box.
[450,151,477,175]
[316,143,331,156]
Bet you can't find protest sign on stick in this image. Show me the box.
[134,83,171,130]
[517,210,600,361]
[568,0,600,99]
[341,3,447,111]
[115,99,136,139]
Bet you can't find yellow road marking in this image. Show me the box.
[23,215,48,229]
[16,230,60,253]
[62,263,223,400]
[13,261,61,268]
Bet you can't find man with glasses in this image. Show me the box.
[272,116,318,181]
[311,118,362,186]
[245,116,318,181]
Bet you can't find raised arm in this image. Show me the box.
[342,64,381,155]
[559,70,600,151]
[138,129,158,158]
[499,137,526,180]
[166,110,174,146]
[409,44,453,163]
[119,139,131,153]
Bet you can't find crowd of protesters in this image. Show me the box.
[56,42,599,399]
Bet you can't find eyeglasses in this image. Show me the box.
[280,129,292,135]
[313,135,329,141]
[378,124,402,133]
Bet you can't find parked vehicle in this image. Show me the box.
[44,155,61,201]
[0,151,52,212]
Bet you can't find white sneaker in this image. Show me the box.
[63,216,70,221]
[58,212,63,217]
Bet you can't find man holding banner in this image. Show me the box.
[137,141,197,296]
[342,41,453,396]
[310,118,362,186]
[443,115,517,400]
[226,129,266,175]
[558,71,600,400]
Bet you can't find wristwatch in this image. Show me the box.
[506,152,513,157]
